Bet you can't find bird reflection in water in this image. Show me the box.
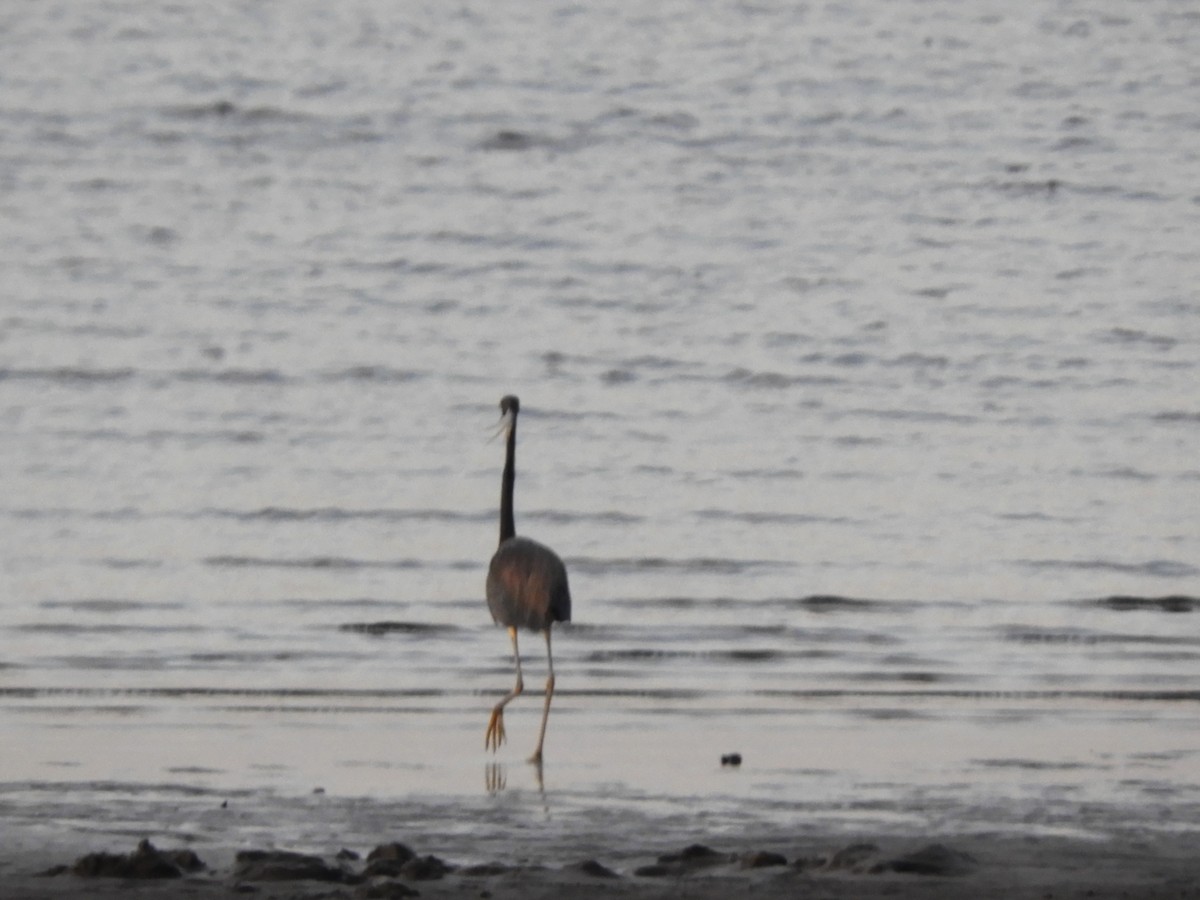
[485,762,506,794]
[485,760,547,795]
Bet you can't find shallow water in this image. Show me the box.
[2,0,1199,855]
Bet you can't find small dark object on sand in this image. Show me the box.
[70,839,205,879]
[721,752,743,766]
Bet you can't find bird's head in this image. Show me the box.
[492,394,520,441]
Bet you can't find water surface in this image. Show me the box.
[2,0,1198,853]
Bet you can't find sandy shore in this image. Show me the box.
[5,701,1198,900]
[4,829,1199,900]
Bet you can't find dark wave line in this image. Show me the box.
[751,688,1200,703]
[203,555,423,570]
[194,506,640,526]
[319,365,424,383]
[0,687,446,699]
[724,368,846,389]
[38,599,185,613]
[338,621,461,636]
[600,595,891,613]
[52,428,265,444]
[0,365,406,388]
[0,780,235,798]
[3,507,144,521]
[568,556,790,575]
[1083,595,1198,613]
[1020,558,1199,578]
[199,506,490,524]
[1002,627,1200,646]
[0,366,136,383]
[171,368,288,385]
[162,100,309,123]
[1151,410,1200,424]
[13,623,199,635]
[844,406,980,425]
[694,508,856,526]
[974,758,1096,771]
[4,687,1198,703]
[528,509,645,525]
[584,648,798,664]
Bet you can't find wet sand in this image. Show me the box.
[4,701,1200,899]
[4,828,1199,900]
[4,770,1199,900]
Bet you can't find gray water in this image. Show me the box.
[2,0,1199,856]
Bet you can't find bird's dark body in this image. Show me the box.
[487,536,571,631]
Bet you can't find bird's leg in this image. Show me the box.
[528,627,556,765]
[486,627,523,752]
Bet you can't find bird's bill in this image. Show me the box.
[489,407,515,442]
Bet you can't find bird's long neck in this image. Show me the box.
[499,418,516,545]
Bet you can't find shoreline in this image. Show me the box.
[4,823,1199,900]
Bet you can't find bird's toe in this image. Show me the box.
[485,708,507,752]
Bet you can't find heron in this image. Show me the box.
[484,395,571,764]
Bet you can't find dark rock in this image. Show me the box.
[574,859,620,878]
[338,848,362,862]
[461,863,513,877]
[357,882,420,899]
[71,839,203,879]
[166,848,206,873]
[71,850,177,878]
[659,843,726,865]
[640,843,733,876]
[400,855,453,881]
[883,843,977,876]
[823,842,881,871]
[721,753,743,766]
[739,850,788,869]
[363,860,405,878]
[367,842,417,864]
[791,855,825,871]
[363,842,418,877]
[633,864,672,877]
[234,849,348,883]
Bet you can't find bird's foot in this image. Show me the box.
[485,706,507,752]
